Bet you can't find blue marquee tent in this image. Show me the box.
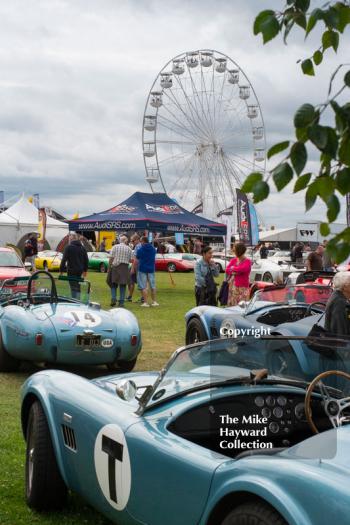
[69,192,227,236]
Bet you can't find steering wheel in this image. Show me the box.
[303,301,327,318]
[305,370,350,434]
[27,270,58,304]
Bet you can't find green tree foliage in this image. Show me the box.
[242,0,350,261]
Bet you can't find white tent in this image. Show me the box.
[259,227,297,242]
[0,195,68,249]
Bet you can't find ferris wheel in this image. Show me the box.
[142,49,266,225]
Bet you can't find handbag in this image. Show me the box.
[218,280,229,306]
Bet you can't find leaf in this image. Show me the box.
[339,133,350,166]
[295,127,308,142]
[272,163,294,191]
[316,176,335,201]
[345,70,350,87]
[293,172,312,193]
[295,12,307,30]
[320,223,330,236]
[295,0,310,13]
[313,50,323,65]
[335,167,350,195]
[323,7,340,29]
[305,183,318,211]
[301,58,315,76]
[267,141,290,160]
[326,194,340,222]
[241,172,263,193]
[306,8,323,36]
[307,124,328,149]
[322,29,339,51]
[323,127,339,158]
[253,10,280,43]
[252,181,270,203]
[290,142,307,175]
[294,103,315,128]
[336,4,350,33]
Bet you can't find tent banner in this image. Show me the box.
[347,194,350,227]
[38,208,47,251]
[236,189,252,245]
[249,202,259,246]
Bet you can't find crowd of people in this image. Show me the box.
[45,231,347,336]
[59,232,159,307]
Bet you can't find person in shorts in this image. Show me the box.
[136,236,158,307]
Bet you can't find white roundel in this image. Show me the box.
[63,310,101,328]
[101,338,114,348]
[94,424,131,511]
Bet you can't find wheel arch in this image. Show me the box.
[185,313,211,340]
[21,389,69,487]
[204,482,311,525]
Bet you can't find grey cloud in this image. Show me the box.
[0,0,348,228]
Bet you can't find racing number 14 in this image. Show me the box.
[102,435,124,504]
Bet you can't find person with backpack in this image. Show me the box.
[194,246,220,306]
[59,233,89,299]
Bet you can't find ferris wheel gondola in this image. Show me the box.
[142,49,266,226]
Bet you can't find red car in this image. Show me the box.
[0,248,31,282]
[250,271,334,304]
[155,253,196,272]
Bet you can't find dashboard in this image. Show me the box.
[256,307,309,326]
[169,391,330,457]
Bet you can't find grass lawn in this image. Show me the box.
[0,270,223,525]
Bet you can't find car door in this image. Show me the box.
[124,414,221,525]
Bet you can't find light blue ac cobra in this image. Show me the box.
[21,336,350,525]
[0,271,141,372]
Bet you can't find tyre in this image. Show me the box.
[215,262,222,273]
[99,263,107,273]
[167,262,177,272]
[262,272,273,283]
[25,401,67,510]
[107,357,137,372]
[43,261,48,271]
[186,318,207,345]
[221,501,287,525]
[0,330,20,372]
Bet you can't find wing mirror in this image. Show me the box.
[24,262,32,269]
[238,300,249,309]
[116,379,137,401]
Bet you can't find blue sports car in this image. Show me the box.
[21,336,350,524]
[0,271,141,372]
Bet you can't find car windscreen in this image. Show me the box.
[0,251,24,267]
[0,274,90,304]
[143,337,350,411]
[246,284,333,314]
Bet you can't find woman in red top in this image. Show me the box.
[226,242,252,306]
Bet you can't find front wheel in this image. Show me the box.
[107,358,137,373]
[221,501,287,525]
[99,263,107,273]
[43,261,48,271]
[167,262,177,272]
[26,401,67,510]
[0,331,20,372]
[186,318,207,345]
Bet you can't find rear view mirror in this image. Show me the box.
[116,379,137,401]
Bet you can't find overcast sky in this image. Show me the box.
[0,0,349,227]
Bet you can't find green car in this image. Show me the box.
[87,252,109,273]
